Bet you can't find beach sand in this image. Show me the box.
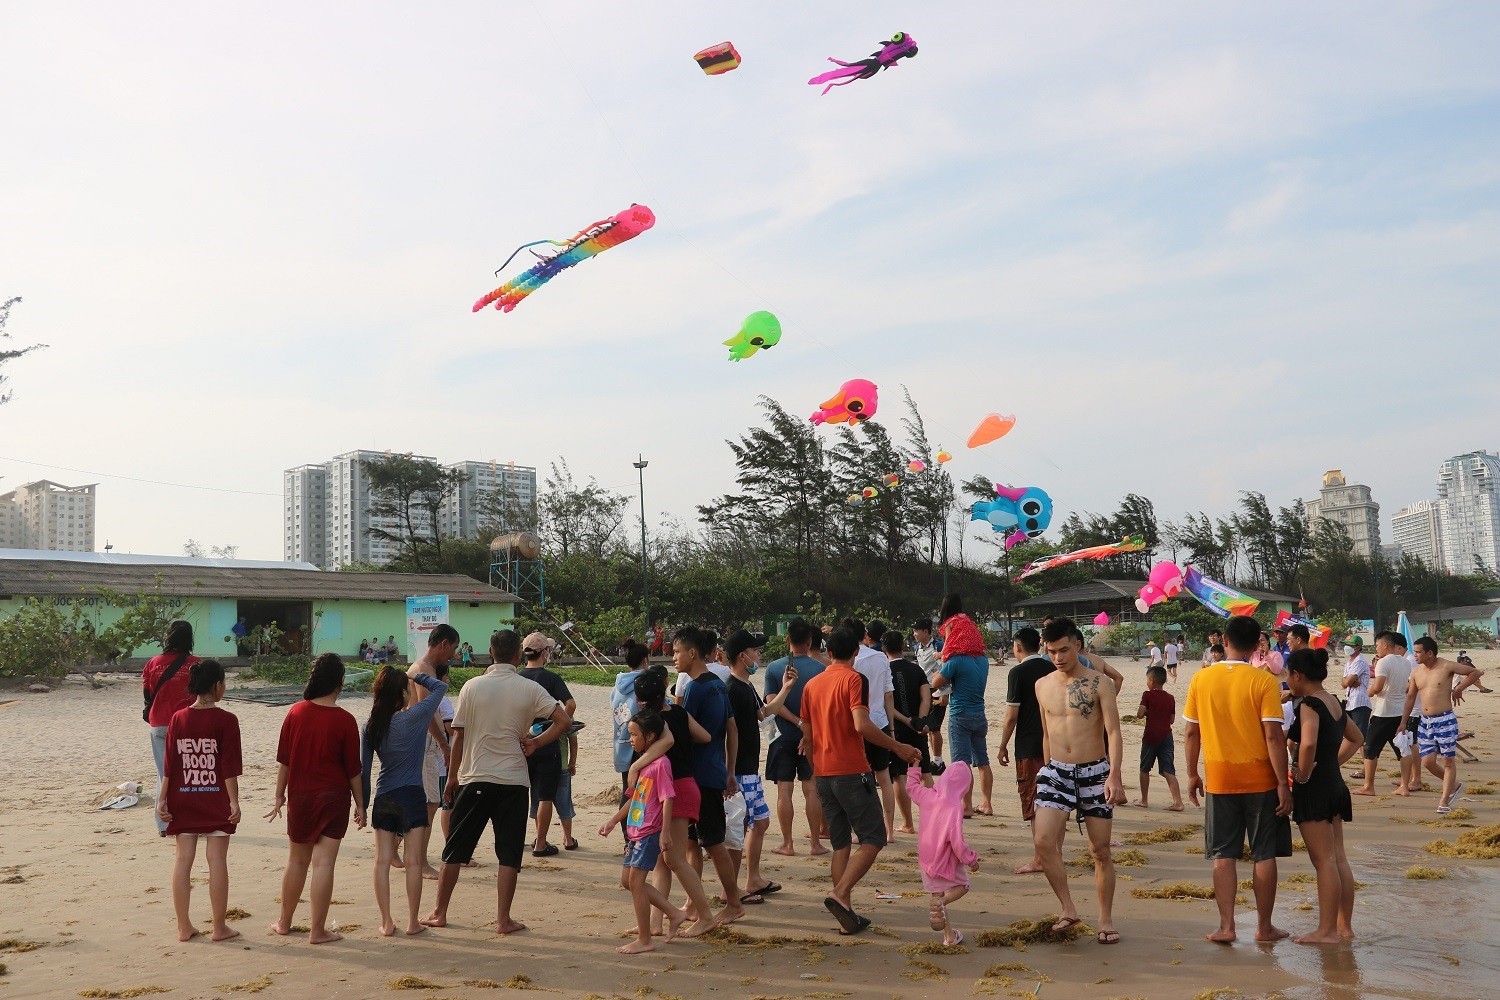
[2,651,1498,1000]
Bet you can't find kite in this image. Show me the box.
[935,449,953,465]
[882,473,901,488]
[970,485,1053,549]
[1274,610,1332,649]
[810,378,878,426]
[723,311,782,361]
[472,204,655,314]
[907,459,927,473]
[808,32,918,95]
[1135,561,1185,614]
[694,42,741,75]
[861,486,879,499]
[846,493,864,507]
[967,413,1016,449]
[1093,612,1111,627]
[1181,567,1259,619]
[1014,535,1147,581]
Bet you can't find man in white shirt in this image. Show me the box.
[1163,639,1180,683]
[1339,636,1373,738]
[850,618,898,839]
[1148,642,1162,669]
[912,618,946,762]
[1354,632,1416,797]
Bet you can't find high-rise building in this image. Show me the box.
[0,480,97,552]
[1391,499,1444,571]
[283,451,536,570]
[1305,470,1381,558]
[441,460,538,541]
[1436,450,1500,576]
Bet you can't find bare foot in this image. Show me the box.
[419,912,447,928]
[1338,928,1356,941]
[1012,861,1045,875]
[308,929,343,944]
[717,904,746,926]
[390,855,405,869]
[1293,931,1344,945]
[809,844,830,857]
[1393,788,1411,797]
[1207,928,1237,943]
[267,920,293,936]
[177,926,202,942]
[1131,799,1149,808]
[405,923,427,936]
[771,844,797,857]
[664,909,687,943]
[1351,788,1377,796]
[896,824,916,834]
[1256,926,1290,942]
[211,927,241,942]
[680,918,715,938]
[421,866,440,881]
[1167,802,1185,811]
[617,938,656,954]
[496,919,527,935]
[379,921,397,937]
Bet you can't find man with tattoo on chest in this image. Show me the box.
[1031,617,1126,945]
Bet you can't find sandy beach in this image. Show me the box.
[2,652,1498,1000]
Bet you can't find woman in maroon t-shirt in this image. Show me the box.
[265,653,366,945]
[143,621,201,835]
[156,659,242,941]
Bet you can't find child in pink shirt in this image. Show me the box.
[907,761,981,946]
[599,710,691,954]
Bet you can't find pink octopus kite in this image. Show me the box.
[808,32,918,95]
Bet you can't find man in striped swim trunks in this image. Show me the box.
[1400,636,1485,814]
[1031,618,1126,945]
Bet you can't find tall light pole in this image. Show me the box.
[634,455,650,634]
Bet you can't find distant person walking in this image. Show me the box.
[144,620,201,835]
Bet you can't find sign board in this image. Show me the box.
[406,594,449,661]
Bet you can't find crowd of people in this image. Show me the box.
[139,599,1485,955]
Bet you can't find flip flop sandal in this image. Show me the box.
[532,844,559,857]
[756,881,783,895]
[1050,915,1084,935]
[948,928,965,947]
[824,896,866,936]
[1097,929,1121,944]
[563,839,580,851]
[740,892,765,904]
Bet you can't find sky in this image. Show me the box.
[2,2,1497,561]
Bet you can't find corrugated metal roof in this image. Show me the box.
[1406,604,1500,623]
[0,557,517,604]
[1017,578,1296,608]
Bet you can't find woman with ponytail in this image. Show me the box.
[143,620,201,834]
[360,664,447,936]
[265,653,365,944]
[156,659,241,942]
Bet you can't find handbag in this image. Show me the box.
[142,652,190,723]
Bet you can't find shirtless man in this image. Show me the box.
[1031,618,1126,945]
[1400,636,1485,813]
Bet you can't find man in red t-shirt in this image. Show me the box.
[1134,666,1183,810]
[801,628,921,935]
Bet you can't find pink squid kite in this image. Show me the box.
[808,32,918,95]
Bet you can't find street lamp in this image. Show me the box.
[633,456,650,634]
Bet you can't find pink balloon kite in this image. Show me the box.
[1093,612,1110,627]
[1134,561,1184,614]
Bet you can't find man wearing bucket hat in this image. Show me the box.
[1339,636,1373,738]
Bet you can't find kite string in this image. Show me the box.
[527,6,1061,487]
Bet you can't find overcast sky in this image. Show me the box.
[2,2,1497,561]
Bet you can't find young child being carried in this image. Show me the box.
[906,761,980,946]
[599,710,690,954]
[156,660,242,942]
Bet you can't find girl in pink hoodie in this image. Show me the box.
[907,761,980,945]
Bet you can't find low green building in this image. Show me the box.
[0,551,517,659]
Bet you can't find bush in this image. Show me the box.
[243,654,312,686]
[0,599,71,679]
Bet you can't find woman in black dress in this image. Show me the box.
[1286,648,1363,945]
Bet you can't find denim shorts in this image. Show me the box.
[623,831,662,872]
[948,712,990,767]
[1139,737,1175,775]
[371,785,430,835]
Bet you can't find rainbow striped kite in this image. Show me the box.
[1182,567,1259,618]
[473,204,655,314]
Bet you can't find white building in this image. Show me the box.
[284,451,535,570]
[1436,450,1500,576]
[0,480,97,552]
[1391,499,1444,571]
[1305,470,1381,558]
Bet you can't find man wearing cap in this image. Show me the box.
[725,628,795,901]
[1339,636,1373,738]
[1272,626,1292,662]
[518,632,576,857]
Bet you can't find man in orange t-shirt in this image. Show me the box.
[801,628,921,936]
[1184,614,1292,945]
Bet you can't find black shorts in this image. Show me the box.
[927,702,948,731]
[442,781,528,869]
[765,735,812,783]
[527,747,561,801]
[1364,714,1405,761]
[1204,790,1292,863]
[815,773,886,851]
[895,732,934,775]
[864,738,892,773]
[691,781,727,848]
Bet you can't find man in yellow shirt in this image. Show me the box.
[1184,615,1292,945]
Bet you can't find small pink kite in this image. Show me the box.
[1094,612,1110,627]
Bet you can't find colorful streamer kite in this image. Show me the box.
[1274,610,1332,649]
[1014,535,1147,581]
[473,204,655,314]
[808,32,918,95]
[1181,567,1260,619]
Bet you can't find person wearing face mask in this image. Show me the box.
[1339,637,1372,739]
[724,629,794,901]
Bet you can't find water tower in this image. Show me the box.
[489,532,546,607]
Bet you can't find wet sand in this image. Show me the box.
[1,651,1497,1000]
